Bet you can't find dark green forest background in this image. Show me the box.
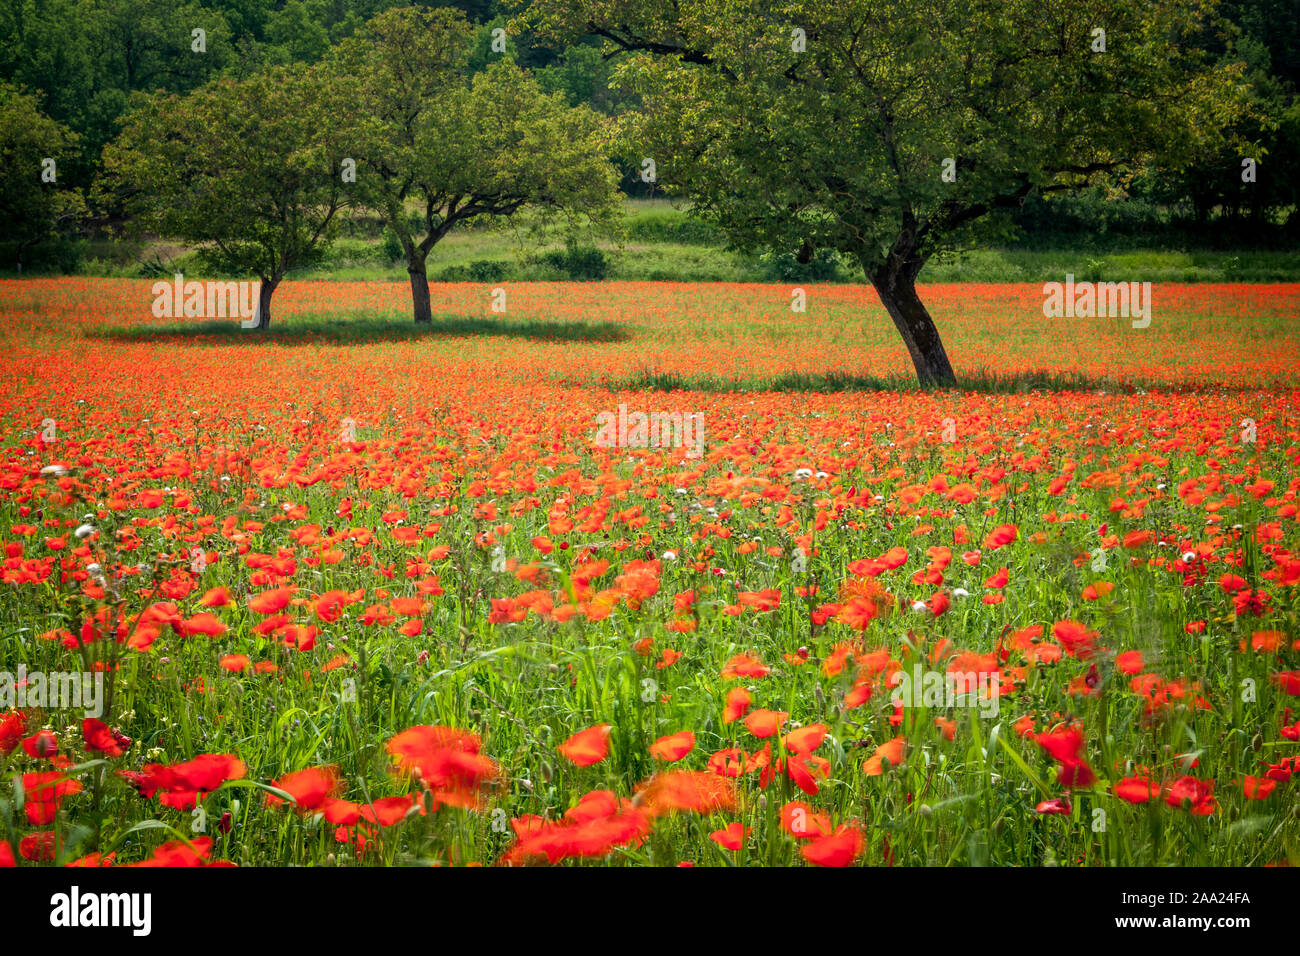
[2,0,1297,279]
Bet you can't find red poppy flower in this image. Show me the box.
[709,822,749,851]
[557,724,611,767]
[800,824,864,866]
[649,731,695,762]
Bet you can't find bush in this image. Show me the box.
[311,239,375,269]
[0,236,89,275]
[539,243,608,281]
[380,227,403,264]
[137,249,207,279]
[625,209,724,245]
[1009,188,1171,248]
[437,260,513,283]
[753,246,846,282]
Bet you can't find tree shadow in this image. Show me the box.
[591,368,1282,395]
[89,313,634,346]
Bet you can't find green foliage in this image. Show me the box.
[380,226,404,263]
[539,242,609,280]
[325,6,621,318]
[436,259,512,283]
[533,0,1249,273]
[0,82,86,271]
[98,63,354,290]
[534,40,637,114]
[0,1,95,155]
[528,0,1257,383]
[623,206,723,244]
[753,247,846,282]
[265,0,333,63]
[0,0,1297,255]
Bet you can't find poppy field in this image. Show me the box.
[1,276,1299,868]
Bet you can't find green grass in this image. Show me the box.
[62,199,1300,284]
[589,368,1175,395]
[94,313,634,346]
[1,276,1297,867]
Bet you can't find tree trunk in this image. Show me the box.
[409,257,432,324]
[870,262,956,387]
[253,278,278,330]
[16,236,34,275]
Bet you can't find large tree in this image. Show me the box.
[99,63,352,328]
[527,0,1248,384]
[0,83,86,272]
[329,6,621,324]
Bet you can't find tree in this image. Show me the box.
[528,0,1248,384]
[329,6,621,324]
[264,0,332,62]
[98,63,352,328]
[1147,1,1299,231]
[0,83,86,272]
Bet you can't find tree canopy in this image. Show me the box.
[0,82,85,272]
[328,5,621,323]
[99,63,354,327]
[525,0,1249,383]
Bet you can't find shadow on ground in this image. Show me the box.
[89,313,634,346]
[585,368,1280,395]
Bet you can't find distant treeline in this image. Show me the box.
[2,0,1297,274]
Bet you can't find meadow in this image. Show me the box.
[0,276,1297,867]
[72,200,1300,286]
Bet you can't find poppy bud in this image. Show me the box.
[218,811,233,834]
[540,761,553,784]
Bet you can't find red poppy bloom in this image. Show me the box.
[557,723,612,767]
[649,731,695,762]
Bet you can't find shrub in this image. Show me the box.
[380,227,404,264]
[754,246,846,282]
[539,243,609,281]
